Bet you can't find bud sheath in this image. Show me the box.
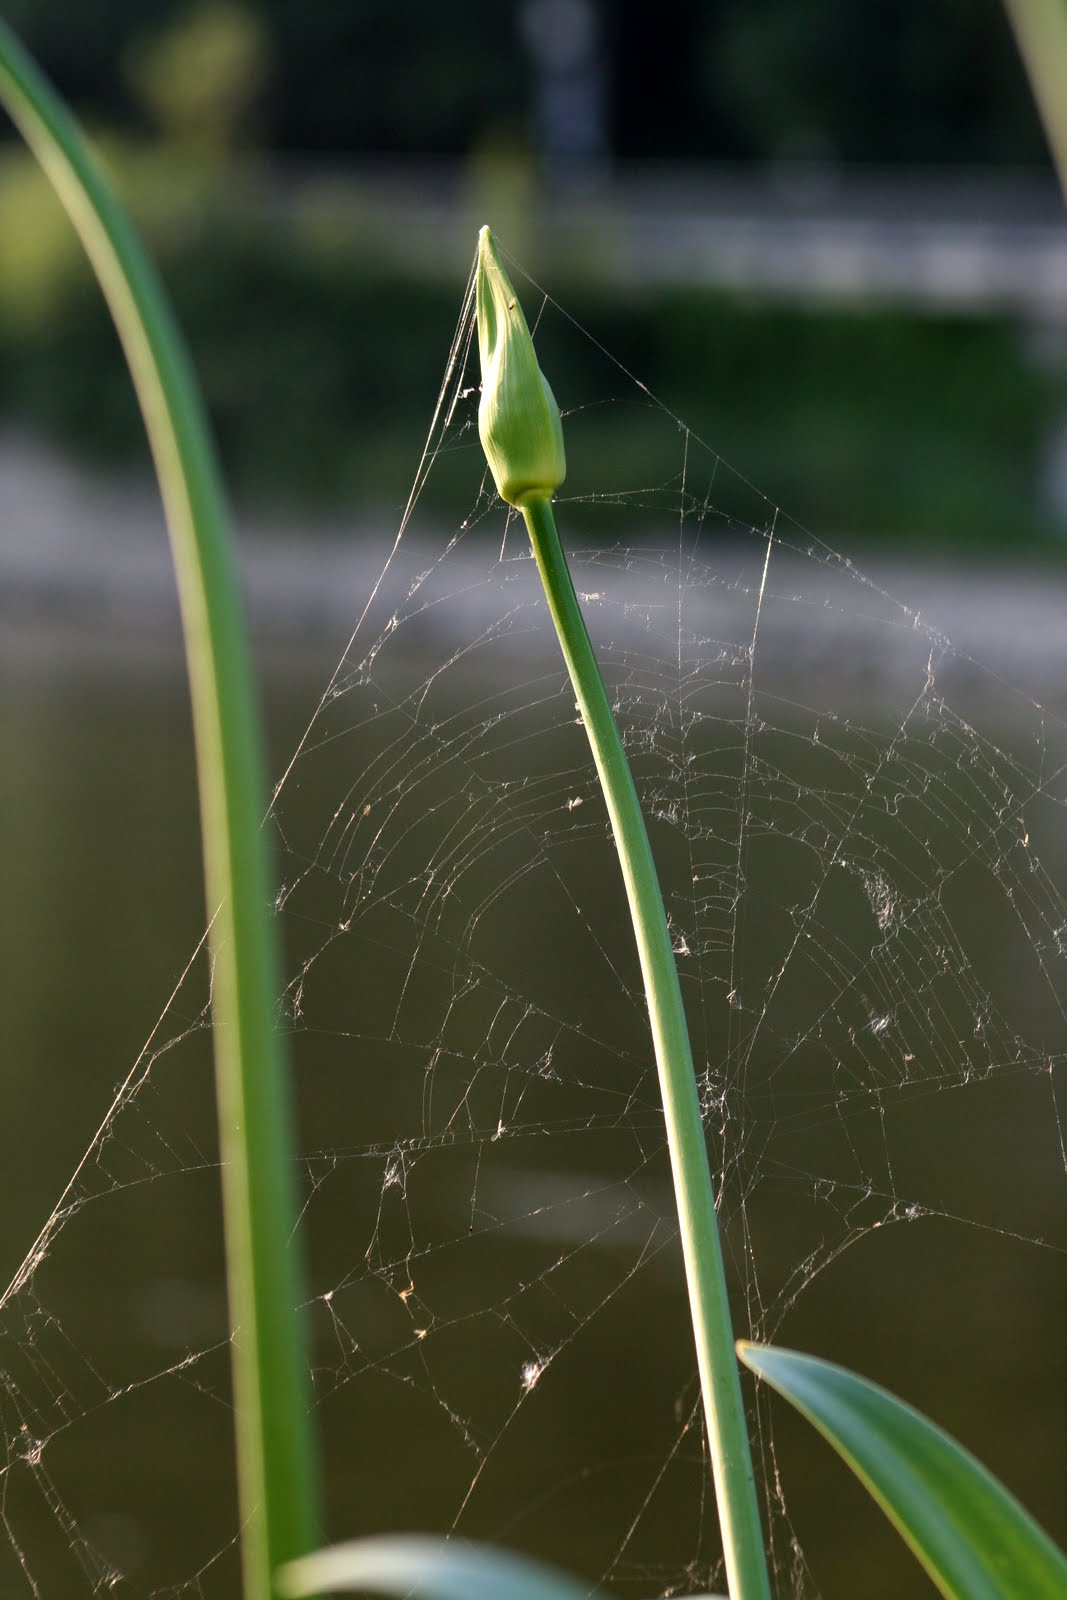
[476,226,566,507]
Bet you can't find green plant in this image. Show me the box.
[2,18,1065,1600]
[282,227,1067,1600]
[476,225,770,1600]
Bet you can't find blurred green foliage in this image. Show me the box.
[1,137,1062,550]
[704,0,1043,164]
[123,1,271,154]
[0,1,1060,551]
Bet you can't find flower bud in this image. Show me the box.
[476,226,566,507]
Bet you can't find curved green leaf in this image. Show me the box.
[738,1342,1067,1600]
[279,1535,731,1600]
[278,1535,599,1600]
[0,23,321,1599]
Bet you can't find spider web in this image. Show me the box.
[1,248,1065,1600]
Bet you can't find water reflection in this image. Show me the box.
[1,602,1064,1600]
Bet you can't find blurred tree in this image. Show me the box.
[256,0,521,153]
[0,0,1049,168]
[702,0,1045,164]
[123,1,271,153]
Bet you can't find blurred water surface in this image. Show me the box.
[1,552,1064,1600]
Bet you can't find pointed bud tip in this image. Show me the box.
[477,225,498,265]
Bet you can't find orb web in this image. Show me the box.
[1,246,1064,1600]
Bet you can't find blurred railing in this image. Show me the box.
[257,159,1067,318]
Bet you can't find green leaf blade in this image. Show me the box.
[738,1342,1067,1600]
[279,1534,595,1600]
[0,21,322,1597]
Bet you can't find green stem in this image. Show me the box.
[521,497,770,1600]
[0,24,321,1600]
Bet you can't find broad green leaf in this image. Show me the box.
[279,1537,729,1600]
[279,1534,599,1600]
[738,1342,1067,1600]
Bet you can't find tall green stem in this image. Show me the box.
[522,497,770,1600]
[0,24,321,1599]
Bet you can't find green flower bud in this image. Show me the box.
[476,226,566,507]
